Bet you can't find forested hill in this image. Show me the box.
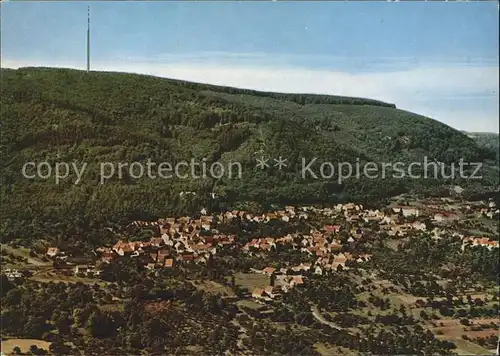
[1,67,498,243]
[464,131,499,163]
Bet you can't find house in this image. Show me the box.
[363,215,382,223]
[412,221,427,231]
[324,225,341,233]
[262,267,276,275]
[330,262,344,271]
[252,288,265,299]
[196,255,208,264]
[46,247,60,258]
[431,227,445,240]
[131,248,146,258]
[253,215,264,223]
[164,258,174,268]
[157,248,170,262]
[392,206,420,217]
[347,215,361,222]
[264,285,282,298]
[382,215,398,225]
[434,212,459,223]
[342,203,357,211]
[291,264,308,273]
[366,209,384,218]
[260,243,272,251]
[180,253,195,262]
[74,264,100,277]
[4,268,23,280]
[299,262,311,271]
[191,243,212,253]
[201,222,211,231]
[332,253,348,266]
[113,241,134,256]
[150,237,164,247]
[100,251,115,264]
[290,275,304,286]
[174,241,184,253]
[357,253,372,262]
[390,224,412,235]
[265,213,278,222]
[328,242,342,252]
[298,212,309,220]
[462,237,499,250]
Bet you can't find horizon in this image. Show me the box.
[2,1,499,132]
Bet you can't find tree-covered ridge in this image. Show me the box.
[1,67,498,243]
[464,131,499,163]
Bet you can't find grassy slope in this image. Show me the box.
[1,67,498,243]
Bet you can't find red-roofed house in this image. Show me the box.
[324,225,341,233]
[262,267,276,275]
[46,247,60,258]
[252,288,265,299]
[264,285,282,298]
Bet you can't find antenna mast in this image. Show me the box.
[86,6,90,72]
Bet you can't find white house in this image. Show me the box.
[392,206,420,217]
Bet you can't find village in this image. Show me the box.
[5,195,491,303]
[2,194,499,356]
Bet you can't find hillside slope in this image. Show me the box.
[464,131,499,162]
[1,67,497,242]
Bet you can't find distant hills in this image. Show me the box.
[463,131,499,161]
[1,67,498,242]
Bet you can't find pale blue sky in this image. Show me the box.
[2,1,499,132]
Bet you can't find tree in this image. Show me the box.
[1,274,14,297]
[87,310,115,338]
[270,273,276,287]
[49,342,72,356]
[29,345,48,355]
[419,310,429,320]
[459,318,470,326]
[54,311,72,335]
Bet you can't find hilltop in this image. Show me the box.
[1,67,498,242]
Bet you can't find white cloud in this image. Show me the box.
[3,55,498,132]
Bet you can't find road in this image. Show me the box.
[310,304,342,330]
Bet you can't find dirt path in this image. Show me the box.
[311,305,342,331]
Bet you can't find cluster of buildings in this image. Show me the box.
[249,265,307,301]
[4,268,24,280]
[42,198,498,280]
[461,236,499,251]
[247,250,374,302]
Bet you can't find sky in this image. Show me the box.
[2,1,499,133]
